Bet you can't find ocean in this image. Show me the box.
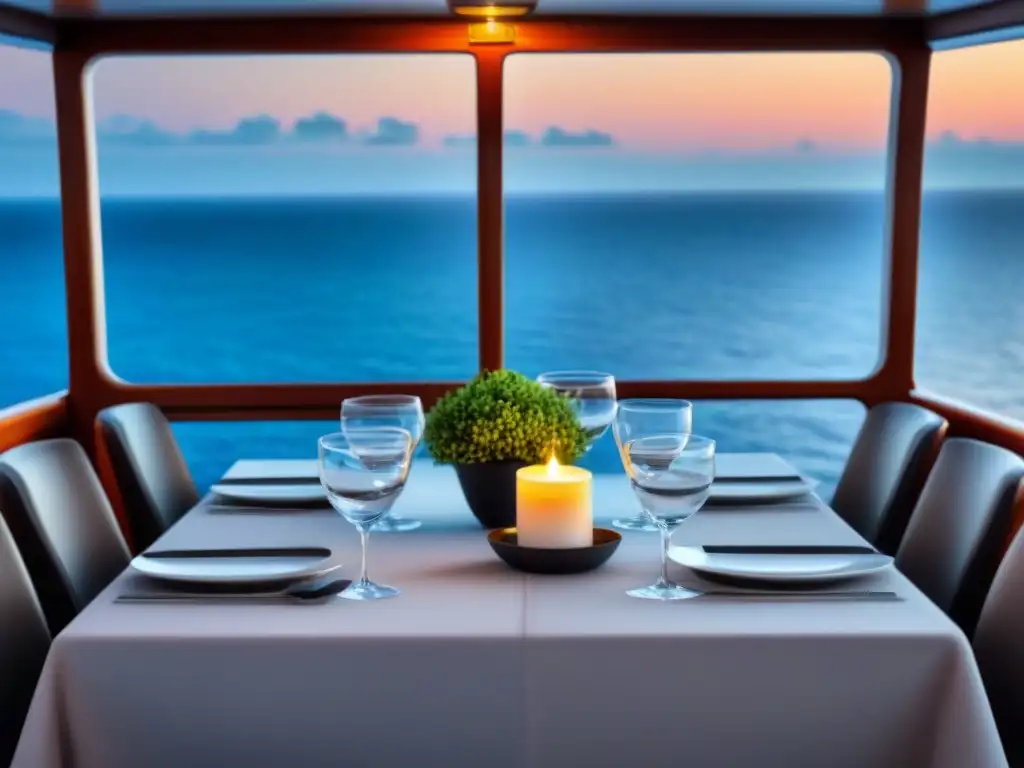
[1,190,1022,495]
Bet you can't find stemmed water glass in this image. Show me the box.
[612,399,694,531]
[623,434,716,601]
[341,395,425,532]
[537,371,617,452]
[318,427,413,601]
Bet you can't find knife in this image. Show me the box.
[116,577,351,603]
[215,476,321,486]
[713,475,805,483]
[701,545,879,555]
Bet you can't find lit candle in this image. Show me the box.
[516,456,593,549]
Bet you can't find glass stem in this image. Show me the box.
[358,528,371,585]
[657,526,673,587]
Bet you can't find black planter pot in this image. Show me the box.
[453,461,530,529]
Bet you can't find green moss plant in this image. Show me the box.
[424,369,588,465]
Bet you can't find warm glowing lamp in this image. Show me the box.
[467,19,516,44]
[447,0,535,44]
[446,0,537,17]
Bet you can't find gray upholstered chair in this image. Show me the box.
[0,514,51,767]
[832,402,947,554]
[974,515,1024,767]
[0,438,130,633]
[895,438,1024,635]
[97,402,199,551]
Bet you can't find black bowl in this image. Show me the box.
[454,461,528,529]
[487,528,622,574]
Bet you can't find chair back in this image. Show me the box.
[97,403,198,550]
[0,438,130,632]
[896,438,1024,634]
[832,402,946,553]
[974,513,1024,767]
[0,514,51,767]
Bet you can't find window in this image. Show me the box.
[92,54,478,384]
[917,40,1024,424]
[0,36,67,408]
[503,53,893,382]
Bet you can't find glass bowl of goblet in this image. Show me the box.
[612,398,693,532]
[341,394,425,532]
[537,371,617,452]
[318,427,414,601]
[623,433,715,600]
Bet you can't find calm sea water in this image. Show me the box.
[1,191,1021,494]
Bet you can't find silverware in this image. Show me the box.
[701,501,819,512]
[204,504,332,514]
[215,477,321,486]
[116,578,351,604]
[701,545,878,555]
[695,589,900,601]
[143,546,332,559]
[713,475,805,484]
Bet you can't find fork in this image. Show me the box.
[116,578,351,604]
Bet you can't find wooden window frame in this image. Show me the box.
[42,17,928,447]
[0,5,1018,464]
[0,394,69,453]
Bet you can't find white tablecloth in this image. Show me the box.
[12,455,1007,768]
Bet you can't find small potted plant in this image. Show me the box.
[424,369,588,529]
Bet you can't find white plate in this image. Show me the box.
[211,483,326,505]
[130,546,342,587]
[669,544,893,584]
[707,478,816,504]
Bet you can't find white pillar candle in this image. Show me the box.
[516,457,593,549]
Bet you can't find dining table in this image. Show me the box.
[11,453,1008,768]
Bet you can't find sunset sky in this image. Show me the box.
[1,35,1023,194]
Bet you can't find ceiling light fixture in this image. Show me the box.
[466,20,517,44]
[447,0,537,44]
[446,0,538,18]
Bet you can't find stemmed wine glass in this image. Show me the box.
[341,395,425,532]
[318,427,413,601]
[537,371,617,452]
[612,399,694,532]
[623,434,716,601]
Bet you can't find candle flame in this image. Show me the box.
[546,454,560,477]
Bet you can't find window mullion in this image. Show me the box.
[475,50,505,374]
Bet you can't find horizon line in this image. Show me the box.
[2,187,1023,201]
